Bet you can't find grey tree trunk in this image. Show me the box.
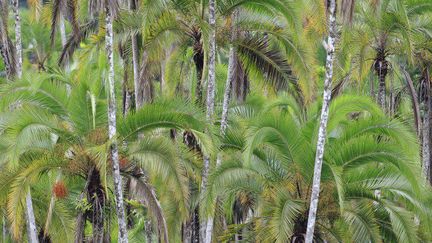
[25,191,39,243]
[0,0,16,79]
[105,6,129,243]
[422,70,431,182]
[204,9,238,243]
[304,0,337,242]
[59,14,67,48]
[201,0,217,241]
[422,101,431,182]
[131,31,140,109]
[377,64,386,109]
[11,0,22,78]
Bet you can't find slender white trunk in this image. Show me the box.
[204,9,237,243]
[25,191,39,243]
[59,13,72,95]
[105,7,129,243]
[422,115,430,181]
[0,1,15,80]
[59,14,67,48]
[131,34,140,108]
[11,0,22,78]
[304,0,336,242]
[422,72,431,182]
[201,0,217,240]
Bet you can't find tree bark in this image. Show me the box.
[374,46,388,110]
[59,14,67,48]
[0,0,16,79]
[25,190,39,243]
[131,27,140,109]
[421,69,431,183]
[304,0,337,242]
[129,0,139,107]
[11,0,22,78]
[204,9,238,243]
[201,0,216,240]
[105,6,129,243]
[201,0,217,194]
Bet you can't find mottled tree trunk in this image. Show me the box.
[377,67,386,109]
[11,0,22,78]
[201,0,216,241]
[121,56,131,116]
[25,191,39,243]
[144,220,152,243]
[204,9,238,243]
[374,47,388,110]
[129,0,141,109]
[0,0,16,79]
[304,0,336,242]
[421,69,431,183]
[59,14,67,48]
[422,101,431,182]
[105,6,129,243]
[131,27,140,109]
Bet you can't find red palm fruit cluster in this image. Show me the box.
[53,181,68,199]
[119,157,129,169]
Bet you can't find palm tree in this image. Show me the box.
[105,1,129,240]
[201,0,217,240]
[305,0,337,241]
[204,8,238,242]
[0,69,214,241]
[206,94,429,242]
[345,0,431,110]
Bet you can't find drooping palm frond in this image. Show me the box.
[127,174,169,243]
[235,35,297,92]
[59,19,99,66]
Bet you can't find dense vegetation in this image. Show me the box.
[0,0,431,242]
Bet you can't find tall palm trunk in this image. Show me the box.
[375,47,388,109]
[59,14,67,48]
[25,191,39,243]
[421,69,431,183]
[0,0,16,79]
[129,0,140,109]
[11,0,22,78]
[304,0,337,242]
[201,0,216,241]
[132,36,140,107]
[192,27,204,104]
[105,5,129,243]
[204,9,238,243]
